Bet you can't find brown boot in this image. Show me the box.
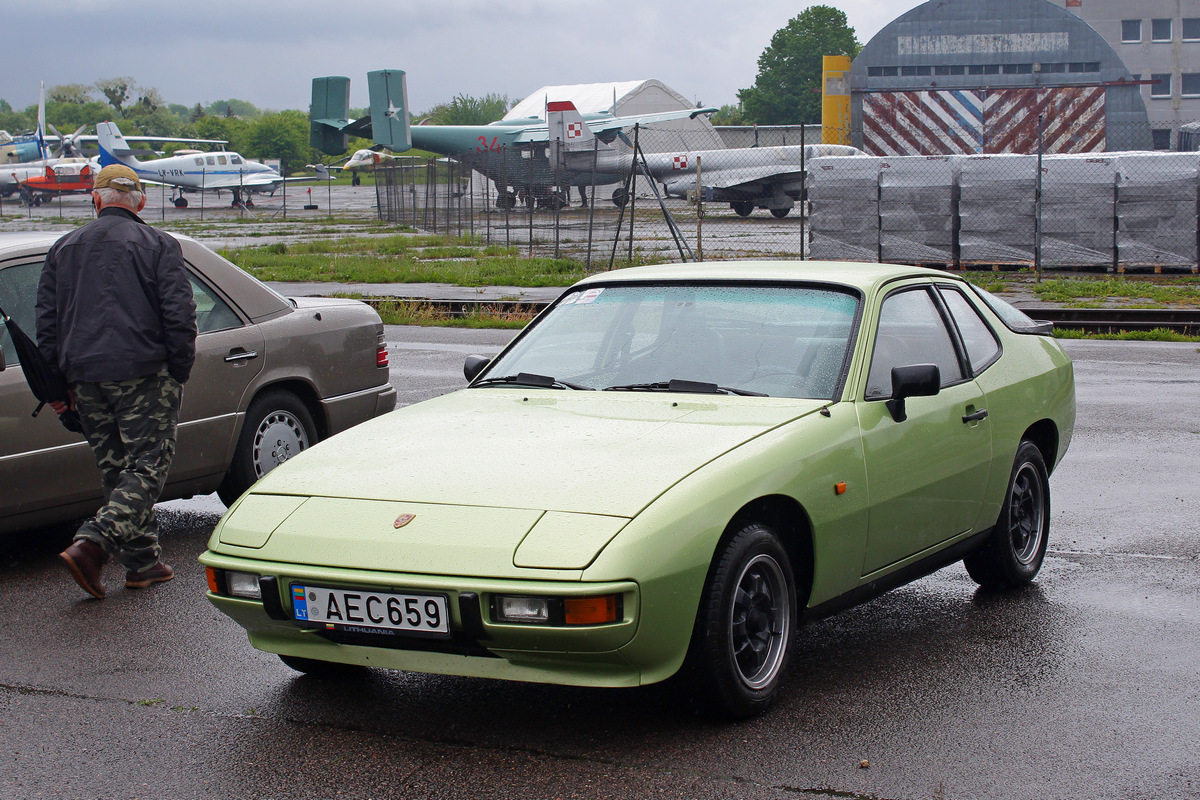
[59,539,109,599]
[125,561,174,589]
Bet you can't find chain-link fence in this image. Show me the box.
[373,119,1200,274]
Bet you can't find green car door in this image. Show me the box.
[856,284,994,576]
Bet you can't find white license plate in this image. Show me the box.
[291,584,450,637]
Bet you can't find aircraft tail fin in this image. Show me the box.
[96,121,141,168]
[366,70,412,152]
[310,76,351,155]
[547,101,595,150]
[36,82,48,160]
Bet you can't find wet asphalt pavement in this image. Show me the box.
[0,334,1197,800]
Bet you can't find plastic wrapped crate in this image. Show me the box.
[879,156,956,265]
[808,156,880,261]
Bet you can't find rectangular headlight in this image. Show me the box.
[494,595,550,624]
[226,571,262,600]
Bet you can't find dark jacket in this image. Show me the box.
[36,206,197,384]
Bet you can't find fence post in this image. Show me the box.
[800,123,806,260]
[586,136,598,272]
[628,124,639,265]
[695,155,703,262]
[527,147,535,257]
[1036,113,1044,283]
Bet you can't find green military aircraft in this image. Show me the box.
[310,69,716,209]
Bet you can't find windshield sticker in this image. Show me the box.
[559,293,579,305]
[576,288,604,304]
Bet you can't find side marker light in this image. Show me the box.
[834,482,847,495]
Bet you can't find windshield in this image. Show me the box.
[480,283,860,399]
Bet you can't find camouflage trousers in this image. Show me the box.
[71,370,183,573]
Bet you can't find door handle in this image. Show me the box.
[224,349,259,363]
[962,408,989,423]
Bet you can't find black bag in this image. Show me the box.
[0,304,84,434]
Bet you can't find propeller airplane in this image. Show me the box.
[309,69,718,209]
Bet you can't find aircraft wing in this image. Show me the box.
[509,106,717,144]
[662,165,805,194]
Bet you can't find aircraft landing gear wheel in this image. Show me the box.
[612,188,629,208]
[770,207,791,219]
[496,192,516,210]
[174,197,189,208]
[731,201,753,217]
[217,390,317,506]
[684,521,796,719]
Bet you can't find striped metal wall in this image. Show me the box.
[863,86,1106,155]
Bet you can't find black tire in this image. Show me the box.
[731,201,753,217]
[173,197,189,208]
[769,207,791,219]
[684,521,797,719]
[217,390,317,506]
[611,187,629,208]
[279,654,365,678]
[964,441,1051,589]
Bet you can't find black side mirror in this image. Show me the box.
[464,354,490,383]
[885,363,940,422]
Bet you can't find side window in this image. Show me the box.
[190,275,242,334]
[939,287,1001,374]
[217,155,228,166]
[206,156,216,166]
[866,288,964,399]
[0,261,45,366]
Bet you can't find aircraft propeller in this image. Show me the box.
[48,124,89,158]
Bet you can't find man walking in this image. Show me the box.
[36,163,196,599]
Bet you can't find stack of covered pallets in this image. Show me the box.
[957,154,1038,266]
[1115,153,1199,270]
[807,156,880,261]
[878,155,957,265]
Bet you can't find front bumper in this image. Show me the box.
[201,551,645,687]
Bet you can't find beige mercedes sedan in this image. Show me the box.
[0,231,396,534]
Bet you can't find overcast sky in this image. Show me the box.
[1,1,927,116]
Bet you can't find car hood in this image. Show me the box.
[254,389,824,517]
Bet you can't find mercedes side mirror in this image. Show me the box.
[885,364,940,423]
[464,354,491,383]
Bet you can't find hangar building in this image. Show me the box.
[850,0,1153,154]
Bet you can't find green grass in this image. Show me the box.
[1032,277,1200,307]
[223,234,587,287]
[361,298,532,329]
[1053,327,1200,342]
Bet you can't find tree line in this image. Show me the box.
[0,6,859,162]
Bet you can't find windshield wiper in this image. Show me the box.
[603,379,767,397]
[472,372,594,390]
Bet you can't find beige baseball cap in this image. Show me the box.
[93,164,143,192]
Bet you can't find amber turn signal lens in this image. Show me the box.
[206,566,220,594]
[834,481,847,495]
[564,595,621,625]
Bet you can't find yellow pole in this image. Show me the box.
[822,55,852,145]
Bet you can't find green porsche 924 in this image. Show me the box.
[202,261,1075,718]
